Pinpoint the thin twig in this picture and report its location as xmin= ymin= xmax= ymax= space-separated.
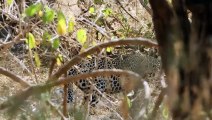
xmin=48 ymin=58 xmax=57 ymax=79
xmin=0 ymin=67 xmax=31 ymax=87
xmin=101 ymin=101 xmax=124 ymax=120
xmin=49 ymin=38 xmax=158 ymax=81
xmin=115 ymin=0 xmax=139 ymax=22
xmin=149 ymin=88 xmax=166 ymax=120
xmin=28 ymin=48 xmax=39 ymax=84
xmin=63 ymin=73 xmax=68 ymax=118
xmin=138 ymin=0 xmax=152 ymax=16
xmin=55 ymin=1 xmax=77 ymax=7
xmin=47 ymin=100 xmax=67 ymax=120
xmin=0 ymin=9 xmax=27 ymax=25
xmin=8 ymin=52 xmax=32 ymax=75
xmin=77 ymin=16 xmax=111 ymax=39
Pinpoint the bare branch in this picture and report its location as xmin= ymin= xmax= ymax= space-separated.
xmin=62 ymin=73 xmax=68 ymax=118
xmin=55 ymin=69 xmax=142 ymax=92
xmin=0 ymin=69 xmax=143 ymax=110
xmin=149 ymin=88 xmax=166 ymax=120
xmin=0 ymin=67 xmax=31 ymax=87
xmin=77 ymin=17 xmax=111 ymax=39
xmin=49 ymin=38 xmax=158 ymax=81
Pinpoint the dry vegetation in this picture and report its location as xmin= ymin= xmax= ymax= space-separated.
xmin=0 ymin=0 xmax=164 ymax=119
xmin=0 ymin=0 xmax=211 ymax=120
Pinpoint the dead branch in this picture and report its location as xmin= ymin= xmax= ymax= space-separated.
xmin=0 ymin=69 xmax=143 ymax=111
xmin=48 ymin=58 xmax=57 ymax=79
xmin=63 ymin=73 xmax=68 ymax=118
xmin=77 ymin=17 xmax=111 ymax=39
xmin=54 ymin=69 xmax=142 ymax=92
xmin=49 ymin=38 xmax=158 ymax=81
xmin=0 ymin=67 xmax=31 ymax=87
xmin=8 ymin=52 xmax=32 ymax=75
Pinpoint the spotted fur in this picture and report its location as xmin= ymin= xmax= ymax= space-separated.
xmin=67 ymin=52 xmax=161 ymax=106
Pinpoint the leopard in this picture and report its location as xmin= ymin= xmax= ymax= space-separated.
xmin=66 ymin=50 xmax=161 ymax=107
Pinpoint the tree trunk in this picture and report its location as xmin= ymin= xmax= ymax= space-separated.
xmin=149 ymin=0 xmax=212 ymax=119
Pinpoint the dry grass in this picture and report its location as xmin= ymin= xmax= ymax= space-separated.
xmin=0 ymin=54 xmax=164 ymax=119
xmin=0 ymin=0 xmax=168 ymax=119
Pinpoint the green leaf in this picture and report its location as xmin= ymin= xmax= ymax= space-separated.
xmin=42 ymin=6 xmax=55 ymax=23
xmin=74 ymin=108 xmax=85 ymax=120
xmin=52 ymin=38 xmax=60 ymax=49
xmin=25 ymin=3 xmax=42 ymax=17
xmin=82 ymin=43 xmax=89 ymax=49
xmin=68 ymin=20 xmax=74 ymax=33
xmin=143 ymin=0 xmax=149 ymax=6
xmin=7 ymin=0 xmax=13 ymax=5
xmin=40 ymin=93 xmax=50 ymax=101
xmin=56 ymin=54 xmax=63 ymax=66
xmin=89 ymin=7 xmax=95 ymax=14
xmin=76 ymin=29 xmax=87 ymax=45
xmin=87 ymin=55 xmax=92 ymax=59
xmin=106 ymin=47 xmax=113 ymax=52
xmin=26 ymin=33 xmax=36 ymax=49
xmin=42 ymin=32 xmax=51 ymax=46
xmin=38 ymin=10 xmax=43 ymax=17
xmin=162 ymin=104 xmax=169 ymax=119
xmin=102 ymin=8 xmax=113 ymax=17
xmin=94 ymin=0 xmax=103 ymax=5
xmin=34 ymin=52 xmax=41 ymax=67
xmin=126 ymin=96 xmax=132 ymax=108
xmin=57 ymin=11 xmax=67 ymax=35
xmin=57 ymin=11 xmax=66 ymax=20
xmin=42 ymin=32 xmax=51 ymax=42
